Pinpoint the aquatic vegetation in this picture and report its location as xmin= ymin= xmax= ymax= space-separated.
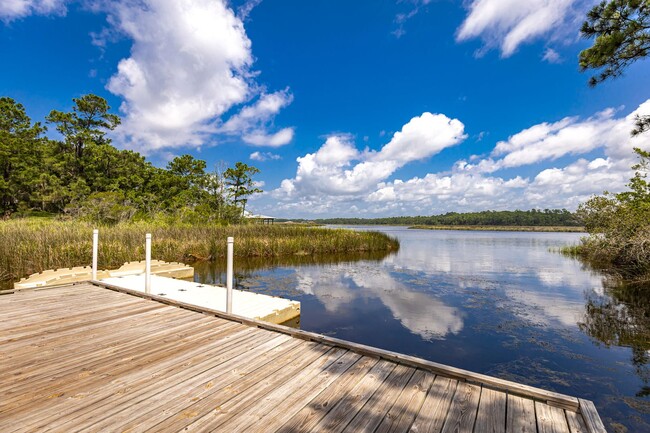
xmin=563 ymin=149 xmax=650 ymax=282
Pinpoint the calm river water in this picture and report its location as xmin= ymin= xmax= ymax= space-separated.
xmin=193 ymin=226 xmax=650 ymax=432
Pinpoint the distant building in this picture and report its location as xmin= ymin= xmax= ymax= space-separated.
xmin=244 ymin=211 xmax=275 ymax=225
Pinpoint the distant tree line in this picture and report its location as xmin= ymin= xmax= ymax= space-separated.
xmin=287 ymin=209 xmax=581 ymax=227
xmin=0 ymin=94 xmax=261 ymax=224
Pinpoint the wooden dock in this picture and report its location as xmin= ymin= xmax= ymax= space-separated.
xmin=0 ymin=282 xmax=606 ymax=433
xmin=100 ymin=274 xmax=301 ymax=325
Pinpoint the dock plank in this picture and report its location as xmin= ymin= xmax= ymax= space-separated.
xmin=308 ymin=360 xmax=397 ymax=432
xmin=12 ymin=327 xmax=266 ymax=432
xmin=0 ymin=317 xmax=239 ymax=416
xmin=218 ymin=350 xmax=362 ymax=433
xmin=536 ymin=401 xmax=571 ymax=433
xmin=60 ymin=334 xmax=300 ymax=433
xmin=0 ymin=309 xmax=223 ymax=396
xmin=369 ymin=369 xmax=434 ymax=433
xmin=474 ymin=387 xmax=506 ymax=433
xmin=409 ymin=376 xmax=458 ymax=433
xmin=341 ymin=364 xmax=416 ymax=433
xmin=506 ymin=394 xmax=536 ymax=433
xmin=0 ymin=304 xmax=179 ymax=370
xmin=173 ymin=346 xmax=347 ymax=433
xmin=440 ymin=382 xmax=481 ymax=433
xmin=274 ymin=356 xmax=379 ymax=433
xmin=0 ymin=283 xmax=605 ymax=433
xmin=578 ymin=399 xmax=607 ymax=433
xmin=566 ymin=410 xmax=589 ymax=433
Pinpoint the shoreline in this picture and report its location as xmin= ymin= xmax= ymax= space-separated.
xmin=408 ymin=225 xmax=585 ymax=233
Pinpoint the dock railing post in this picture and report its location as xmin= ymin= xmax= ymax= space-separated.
xmin=92 ymin=229 xmax=98 ymax=281
xmin=145 ymin=233 xmax=151 ymax=294
xmin=226 ymin=236 xmax=234 ymax=314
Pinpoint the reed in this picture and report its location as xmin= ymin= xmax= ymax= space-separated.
xmin=0 ymin=219 xmax=399 ymax=284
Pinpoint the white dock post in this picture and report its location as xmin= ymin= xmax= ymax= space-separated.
xmin=92 ymin=229 xmax=98 ymax=281
xmin=226 ymin=236 xmax=234 ymax=314
xmin=145 ymin=233 xmax=152 ymax=294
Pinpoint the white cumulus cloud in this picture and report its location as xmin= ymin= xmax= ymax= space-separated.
xmin=257 ymin=101 xmax=650 ymax=218
xmin=3 ymin=0 xmax=294 ymax=152
xmin=250 ymin=151 xmax=281 ymax=162
xmin=275 ymin=113 xmax=467 ymax=199
xmin=219 ymin=89 xmax=294 ymax=147
xmin=105 ymin=0 xmax=255 ymax=150
xmin=456 ymin=0 xmax=590 ymax=57
xmin=0 ymin=0 xmax=67 ymax=21
xmin=242 ymin=127 xmax=295 ymax=147
xmin=460 ymin=101 xmax=650 ymax=174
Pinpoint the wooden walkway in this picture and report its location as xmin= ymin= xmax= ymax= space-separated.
xmin=0 ymin=282 xmax=606 ymax=433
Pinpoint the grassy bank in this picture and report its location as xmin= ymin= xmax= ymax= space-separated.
xmin=560 ymin=237 xmax=650 ymax=283
xmin=409 ymin=225 xmax=585 ymax=232
xmin=0 ymin=219 xmax=399 ymax=285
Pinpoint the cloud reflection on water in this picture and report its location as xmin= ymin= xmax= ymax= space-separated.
xmin=343 ymin=228 xmax=603 ymax=330
xmin=295 ymin=263 xmax=463 ymax=340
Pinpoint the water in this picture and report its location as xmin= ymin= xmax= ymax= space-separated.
xmin=193 ymin=226 xmax=650 ymax=432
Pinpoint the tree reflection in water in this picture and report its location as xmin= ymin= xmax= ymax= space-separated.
xmin=579 ymin=278 xmax=650 ymax=397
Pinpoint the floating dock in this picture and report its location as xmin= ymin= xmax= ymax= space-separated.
xmin=100 ymin=274 xmax=300 ymax=325
xmin=13 ymin=260 xmax=194 ymax=290
xmin=0 ymin=282 xmax=606 ymax=432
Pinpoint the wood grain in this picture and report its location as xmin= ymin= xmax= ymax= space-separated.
xmin=0 ymin=283 xmax=606 ymax=433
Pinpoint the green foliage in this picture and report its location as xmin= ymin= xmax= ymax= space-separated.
xmin=65 ymin=191 xmax=136 ymax=225
xmin=579 ymin=0 xmax=650 ymax=86
xmin=224 ymin=162 xmax=262 ymax=216
xmin=298 ymin=209 xmax=581 ymax=227
xmin=0 ymin=97 xmax=47 ymax=214
xmin=46 ymin=94 xmax=121 ymax=184
xmin=575 ymin=148 xmax=650 ymax=278
xmin=580 ymin=0 xmax=650 ymax=134
xmin=0 ymin=94 xmax=263 ymax=223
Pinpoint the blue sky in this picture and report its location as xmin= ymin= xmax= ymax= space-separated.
xmin=1 ymin=0 xmax=649 ymax=218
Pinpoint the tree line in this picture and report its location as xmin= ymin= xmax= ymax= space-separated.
xmin=289 ymin=209 xmax=581 ymax=227
xmin=0 ymin=94 xmax=262 ymax=224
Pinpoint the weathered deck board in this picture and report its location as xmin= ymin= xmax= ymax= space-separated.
xmin=302 ymin=360 xmax=397 ymax=432
xmin=440 ymin=382 xmax=481 ymax=433
xmin=0 ymin=283 xmax=606 ymax=433
xmin=367 ymin=369 xmax=434 ymax=433
xmin=0 ymin=310 xmax=223 ymax=397
xmin=474 ymin=387 xmax=506 ymax=433
xmin=12 ymin=327 xmax=267 ymax=432
xmin=578 ymin=399 xmax=608 ymax=433
xmin=536 ymin=401 xmax=571 ymax=433
xmin=507 ymin=394 xmax=536 ymax=433
xmin=340 ymin=364 xmax=416 ymax=433
xmin=409 ymin=376 xmax=458 ymax=433
xmin=273 ymin=356 xmax=379 ymax=432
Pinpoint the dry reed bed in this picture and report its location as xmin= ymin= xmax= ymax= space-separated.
xmin=0 ymin=220 xmax=399 ymax=284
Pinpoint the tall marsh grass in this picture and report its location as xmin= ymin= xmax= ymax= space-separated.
xmin=0 ymin=219 xmax=399 ymax=284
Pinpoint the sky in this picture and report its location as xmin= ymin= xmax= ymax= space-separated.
xmin=1 ymin=0 xmax=649 ymax=218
